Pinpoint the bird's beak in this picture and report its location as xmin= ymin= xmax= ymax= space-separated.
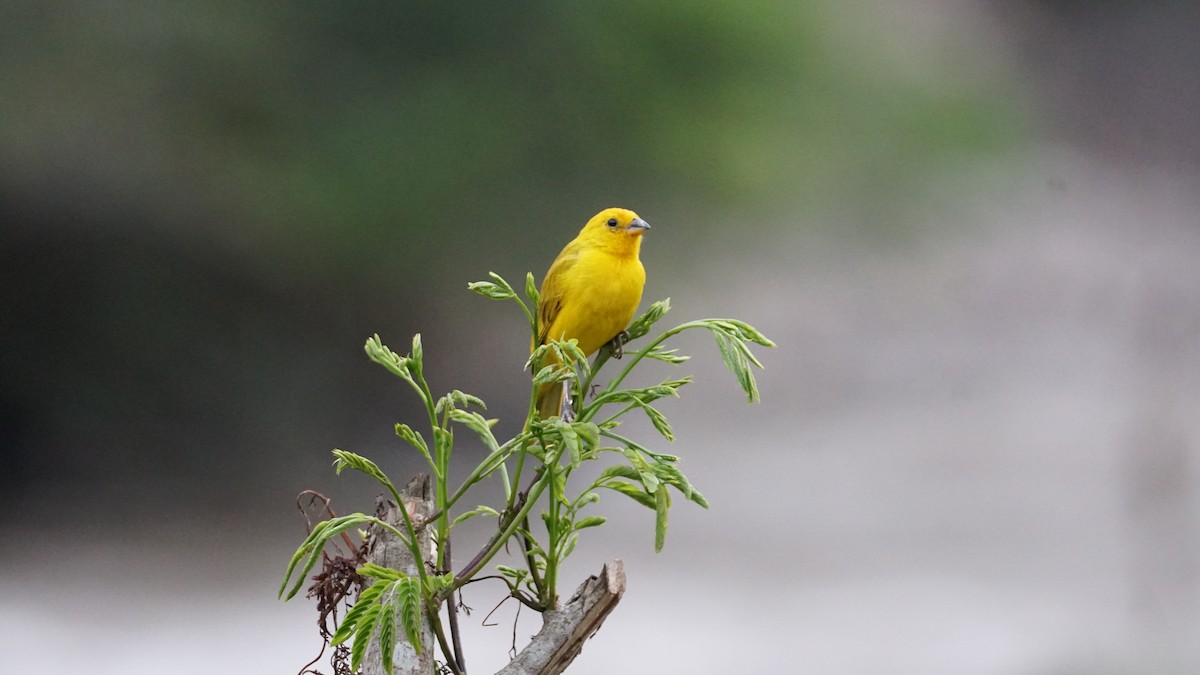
xmin=628 ymin=218 xmax=651 ymax=233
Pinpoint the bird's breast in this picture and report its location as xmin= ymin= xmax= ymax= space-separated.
xmin=555 ymin=251 xmax=646 ymax=356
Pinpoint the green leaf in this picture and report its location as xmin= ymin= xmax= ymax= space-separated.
xmin=436 ymin=390 xmax=487 ymax=416
xmin=739 ymin=361 xmax=761 ymax=403
xmin=467 ymin=280 xmax=514 ymax=300
xmin=452 ymin=504 xmax=502 ymax=526
xmin=333 ymin=449 xmax=406 ymax=497
xmin=598 ymin=464 xmax=642 ymax=482
xmin=560 ymin=532 xmax=580 ymax=559
xmin=524 ymin=271 xmax=540 ymax=307
xmin=449 ymin=389 xmax=487 ymax=410
xmin=532 ymin=364 xmax=572 ymax=386
xmin=651 ymin=461 xmax=693 ymax=500
xmin=642 ymin=448 xmax=681 ymax=462
xmin=554 ymin=421 xmax=582 ymax=469
xmin=654 ymin=485 xmax=670 ymax=552
xmin=713 ymin=331 xmax=743 ymax=385
xmin=394 ymin=424 xmax=433 ymax=465
xmin=398 ymin=576 xmax=423 ymax=655
xmin=574 ymin=515 xmax=607 ymax=530
xmin=332 ymin=449 xmax=386 ymax=482
xmin=705 ymin=321 xmax=770 ymax=403
xmin=574 ymin=492 xmax=600 ymax=509
xmin=378 ymin=595 xmax=397 ymax=675
xmin=639 ymin=470 xmax=661 ymax=494
xmin=619 ymin=445 xmax=651 ymax=472
xmin=597 ymin=378 xmax=691 ymax=407
xmin=358 ymin=562 xmax=403 ymax=581
xmin=723 ymin=318 xmax=777 ymax=347
xmin=731 ymin=334 xmax=765 ymax=369
xmin=423 ymin=572 xmax=455 ymax=596
xmin=712 ymin=331 xmax=758 ymax=403
xmin=646 ymin=347 xmax=691 ymax=364
xmin=350 ymin=601 xmax=382 ymax=671
xmin=448 ymin=409 xmax=500 ymax=452
xmin=431 ymin=427 xmax=452 ymax=459
xmin=488 ymin=271 xmax=517 ymax=293
xmin=571 ymin=421 xmax=601 ymax=446
xmin=601 ymin=480 xmax=656 ymax=509
xmin=551 ymin=471 xmax=569 ymax=506
xmin=526 ymin=343 xmax=553 ymax=371
xmin=280 ymin=513 xmax=379 ymax=600
xmin=330 ymin=581 xmax=389 ymax=645
xmin=364 ymin=335 xmax=412 ymax=380
xmin=651 ymin=461 xmax=709 ymax=507
xmin=472 ymin=442 xmax=514 ymax=482
xmin=641 ymin=403 xmax=674 ymax=442
xmin=626 ymin=298 xmax=671 ymax=340
xmin=537 ymin=338 xmax=587 ymax=378
xmin=497 ymin=565 xmax=529 ymax=582
xmin=555 ymin=338 xmax=589 ymax=369
xmin=409 ymin=333 xmax=424 ymax=376
xmin=522 ymin=439 xmax=547 ymax=461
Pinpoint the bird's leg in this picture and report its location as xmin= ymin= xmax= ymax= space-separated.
xmin=561 ymin=389 xmax=576 ymax=423
xmin=605 ymin=330 xmax=631 ymax=360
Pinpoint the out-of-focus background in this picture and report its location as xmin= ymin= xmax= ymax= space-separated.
xmin=3 ymin=2 xmax=1199 ymax=673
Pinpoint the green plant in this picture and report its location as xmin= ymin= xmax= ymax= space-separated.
xmin=280 ymin=272 xmax=773 ymax=674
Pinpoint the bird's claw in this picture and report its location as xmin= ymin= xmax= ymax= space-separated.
xmin=607 ymin=330 xmax=631 ymax=360
xmin=560 ymin=395 xmax=576 ymax=423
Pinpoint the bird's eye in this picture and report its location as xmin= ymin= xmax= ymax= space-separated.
xmin=606 ymin=218 xmax=619 ymax=227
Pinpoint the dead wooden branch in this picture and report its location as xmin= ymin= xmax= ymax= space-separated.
xmin=364 ymin=474 xmax=436 ymax=675
xmin=495 ymin=559 xmax=626 ymax=675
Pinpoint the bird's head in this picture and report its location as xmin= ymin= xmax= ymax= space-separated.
xmin=579 ymin=208 xmax=651 ymax=254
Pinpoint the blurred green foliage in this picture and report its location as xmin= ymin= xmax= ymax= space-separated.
xmin=0 ymin=1 xmax=1022 ymax=278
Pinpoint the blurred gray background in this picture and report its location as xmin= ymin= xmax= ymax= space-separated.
xmin=2 ymin=2 xmax=1199 ymax=673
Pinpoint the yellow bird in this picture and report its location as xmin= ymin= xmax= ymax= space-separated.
xmin=534 ymin=207 xmax=650 ymax=418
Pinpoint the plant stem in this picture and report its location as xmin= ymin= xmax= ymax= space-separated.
xmin=428 ymin=605 xmax=464 ymax=675
xmin=592 ymin=401 xmax=640 ymax=428
xmin=518 ymin=514 xmax=545 ymax=599
xmin=377 ymin=504 xmax=432 ymax=592
xmin=605 ymin=321 xmax=704 ymax=395
xmin=506 ymin=443 xmax=529 ymax=514
xmin=579 ymin=321 xmax=708 ymax=424
xmin=444 ymin=538 xmax=467 ymax=673
xmin=542 ymin=462 xmax=560 ymax=608
xmin=579 ymin=345 xmax=612 ymax=396
xmin=445 ymin=434 xmax=528 ymax=514
xmin=450 ymin=467 xmax=553 ymax=593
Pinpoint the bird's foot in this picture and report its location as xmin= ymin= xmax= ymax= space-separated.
xmin=606 ymin=330 xmax=631 ymax=360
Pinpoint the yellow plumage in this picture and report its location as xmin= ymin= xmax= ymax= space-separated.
xmin=535 ymin=207 xmax=650 ymax=418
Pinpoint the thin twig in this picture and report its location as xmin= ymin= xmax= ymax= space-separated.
xmin=453 ymin=476 xmax=534 ymax=584
xmin=297 ymin=490 xmax=360 ymax=556
xmin=481 ymin=594 xmax=512 ymax=627
xmin=510 ymin=600 xmax=522 ymax=660
xmin=444 ymin=538 xmax=466 ymax=673
xmin=429 ymin=607 xmax=464 ymax=675
xmin=519 ymin=514 xmax=546 ymax=597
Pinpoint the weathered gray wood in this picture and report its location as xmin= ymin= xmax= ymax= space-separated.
xmin=364 ymin=474 xmax=436 ymax=675
xmin=496 ymin=559 xmax=626 ymax=675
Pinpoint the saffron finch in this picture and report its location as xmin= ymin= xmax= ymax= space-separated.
xmin=535 ymin=208 xmax=650 ymax=418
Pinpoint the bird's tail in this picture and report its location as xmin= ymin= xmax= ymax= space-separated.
xmin=535 ymin=380 xmax=564 ymax=419
xmin=532 ymin=346 xmax=567 ymax=419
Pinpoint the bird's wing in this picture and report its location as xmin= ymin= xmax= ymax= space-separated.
xmin=537 ymin=242 xmax=581 ymax=346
